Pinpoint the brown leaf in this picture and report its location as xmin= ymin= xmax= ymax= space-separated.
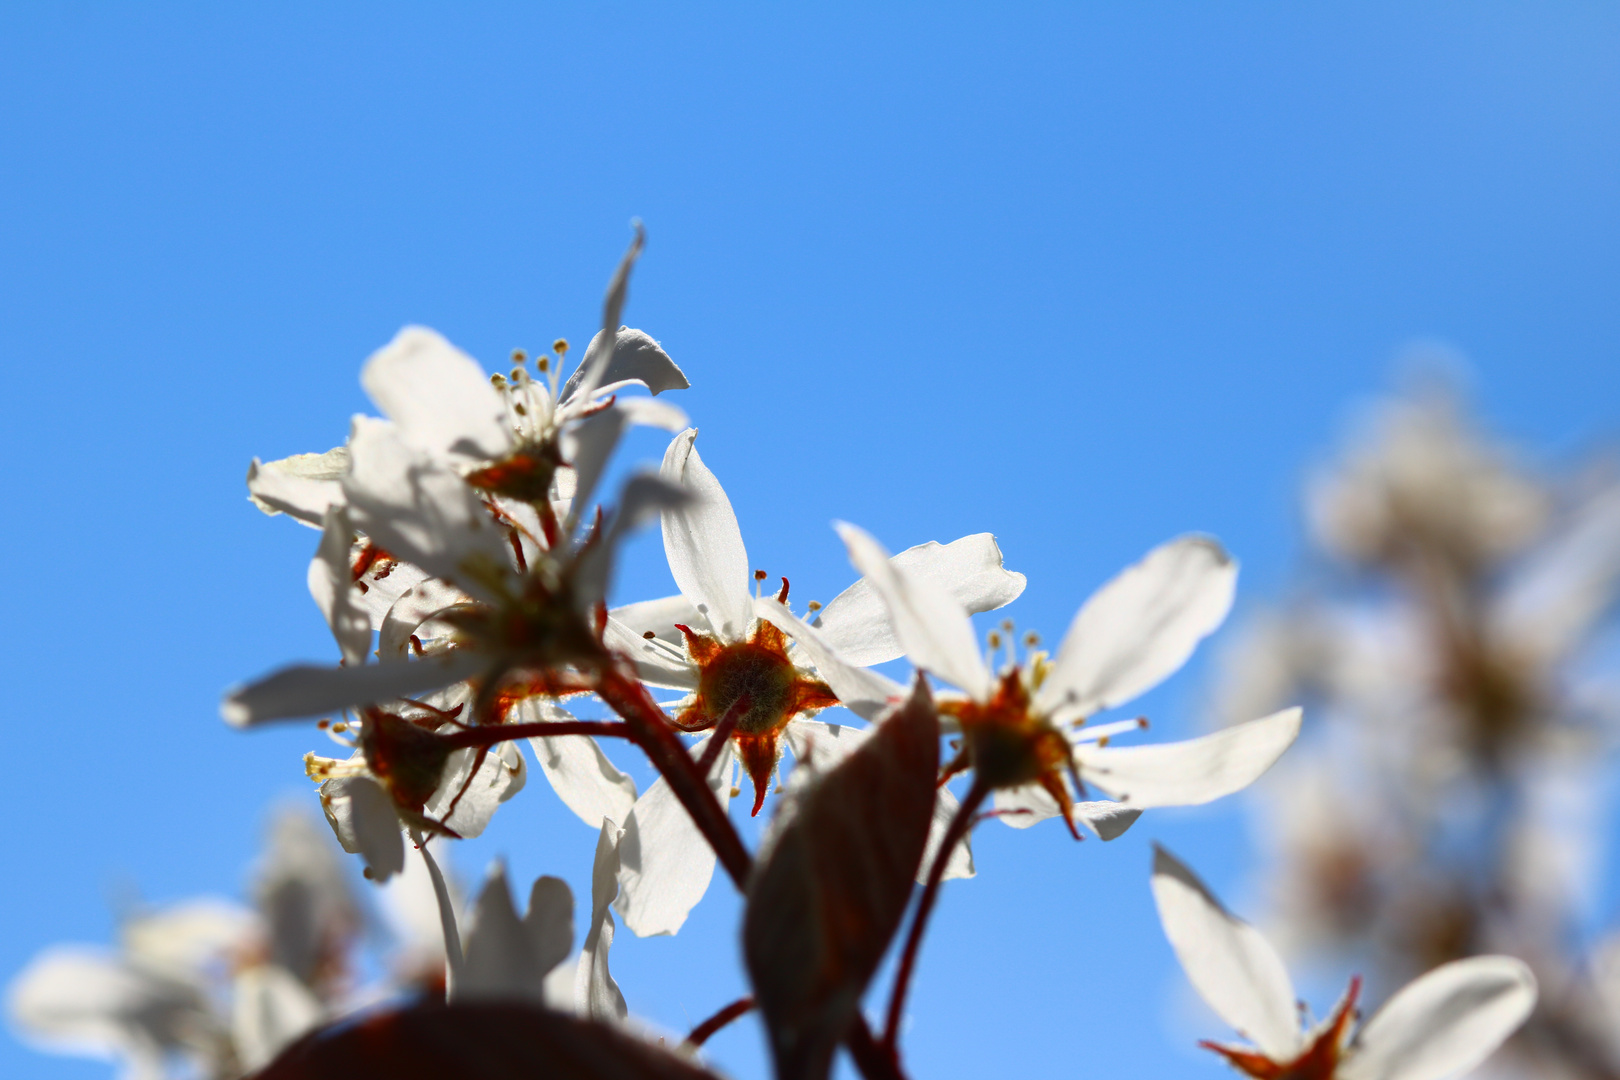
xmin=743 ymin=677 xmax=940 ymax=1080
xmin=254 ymin=1001 xmax=724 ymax=1080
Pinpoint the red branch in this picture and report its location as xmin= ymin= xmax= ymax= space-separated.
xmin=684 ymin=996 xmax=755 ymax=1049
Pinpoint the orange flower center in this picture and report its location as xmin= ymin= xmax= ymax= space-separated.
xmin=940 ymin=670 xmax=1083 ymax=837
xmin=1201 ymin=977 xmax=1360 ymax=1080
xmin=671 ymin=579 xmax=839 ymax=816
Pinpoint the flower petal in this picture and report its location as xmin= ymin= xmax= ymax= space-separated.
xmin=221 ymin=651 xmax=484 ymax=726
xmin=1035 ymin=536 xmax=1238 ymax=722
xmin=577 ymin=820 xmax=630 ymax=1021
xmin=512 ymin=698 xmax=639 ymax=830
xmin=614 ymin=736 xmax=733 ymax=937
xmin=424 ymin=740 xmax=527 ymax=840
xmin=1339 ymin=956 xmax=1537 ymax=1080
xmin=1074 ymin=707 xmax=1301 ymax=808
xmin=834 ymin=522 xmax=991 ymax=700
xmin=318 ymin=775 xmax=405 ymax=882
xmin=7 ymin=946 xmax=205 ymax=1067
xmin=342 ymin=416 xmax=513 ymax=597
xmin=458 ymin=863 xmax=567 ymax=1003
xmin=360 ymin=326 xmax=510 ymax=461
xmin=755 ymin=597 xmax=904 ymax=721
xmin=568 ymin=227 xmax=645 ymax=405
xmin=562 ymin=327 xmax=689 ymax=401
xmin=1150 ymin=845 xmax=1302 ymax=1062
xmin=602 ymin=615 xmax=699 ymax=691
xmin=817 ymin=533 xmax=1027 ymax=666
xmin=231 ymin=964 xmax=323 ymax=1072
xmin=247 ymin=448 xmax=349 ymax=528
xmin=659 ymin=430 xmax=752 ymax=642
xmin=308 ymin=506 xmax=371 ymax=666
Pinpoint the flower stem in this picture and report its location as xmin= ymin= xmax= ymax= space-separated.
xmin=882 ymin=775 xmax=990 ymax=1053
xmin=595 ymin=665 xmax=753 ymax=888
xmin=684 ymin=996 xmax=755 ymax=1048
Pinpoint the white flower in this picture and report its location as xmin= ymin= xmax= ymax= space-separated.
xmin=1151 ymin=845 xmax=1536 ymax=1080
xmin=837 ymin=521 xmax=1301 ymax=837
xmin=601 ymin=429 xmax=1023 ymax=937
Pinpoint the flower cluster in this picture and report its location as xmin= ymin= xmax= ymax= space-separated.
xmin=10 ymin=243 xmax=1546 ymax=1080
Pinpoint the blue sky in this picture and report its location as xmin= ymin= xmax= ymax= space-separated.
xmin=3 ymin=4 xmax=1618 ymax=1077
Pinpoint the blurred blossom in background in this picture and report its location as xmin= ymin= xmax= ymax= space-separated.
xmin=1215 ymin=369 xmax=1620 ymax=1078
xmin=4 ymin=3 xmax=1620 ymax=1078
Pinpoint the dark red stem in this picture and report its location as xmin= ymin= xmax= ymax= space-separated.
xmin=595 ymin=665 xmax=753 ymax=888
xmin=684 ymin=996 xmax=755 ymax=1048
xmin=882 ymin=776 xmax=990 ymax=1052
xmin=697 ymin=694 xmax=752 ymax=773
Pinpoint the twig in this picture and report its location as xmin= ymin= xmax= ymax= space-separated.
xmin=882 ymin=775 xmax=990 ymax=1052
xmin=684 ymin=996 xmax=755 ymax=1049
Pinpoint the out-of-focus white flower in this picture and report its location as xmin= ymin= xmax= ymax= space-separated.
xmin=1152 ymin=846 xmax=1536 ymax=1080
xmin=455 ymin=862 xmax=573 ymax=1005
xmin=1307 ymin=391 xmax=1547 ymax=571
xmin=837 ymin=522 xmax=1301 ymax=838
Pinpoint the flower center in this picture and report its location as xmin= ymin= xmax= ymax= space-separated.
xmin=671 ymin=577 xmax=840 ymax=815
xmin=942 ymin=667 xmax=1083 ymax=837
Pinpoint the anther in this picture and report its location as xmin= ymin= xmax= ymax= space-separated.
xmin=511 ymin=348 xmax=527 ymax=364
xmin=643 ymin=630 xmax=657 ymax=640
xmin=510 ymin=367 xmax=527 ymax=382
xmin=537 ymin=355 xmax=550 ymax=372
xmin=1023 ymin=631 xmax=1041 ymax=647
xmin=806 ymin=600 xmax=822 ymax=613
xmin=317 ymin=719 xmax=330 ymax=730
xmin=754 ymin=569 xmax=768 ymax=581
xmin=332 ymin=722 xmax=349 ymax=733
xmin=729 ymin=786 xmax=742 ymax=798
xmin=1001 ymin=619 xmax=1015 ymax=632
xmin=988 ymin=630 xmax=1003 ymax=648
xmin=490 ymin=373 xmax=508 ymax=387
xmin=553 ymin=338 xmax=569 ymax=355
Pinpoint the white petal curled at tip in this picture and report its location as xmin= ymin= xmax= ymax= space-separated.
xmin=1035 ymin=536 xmax=1238 ymax=723
xmin=614 ymin=735 xmax=734 ymax=937
xmin=562 ymin=327 xmax=689 ymax=402
xmin=231 ymin=964 xmax=322 ymax=1073
xmin=360 ymin=326 xmax=510 ymax=461
xmin=1338 ymin=956 xmax=1537 ymax=1080
xmin=659 ymin=430 xmax=752 ymax=642
xmin=1074 ymin=707 xmax=1301 ymax=809
xmin=1150 ymin=846 xmax=1303 ymax=1063
xmin=221 ymin=650 xmax=485 ymax=727
xmin=577 ymin=820 xmax=629 ymax=1022
xmin=834 ymin=521 xmax=991 ymax=700
xmin=755 ymin=597 xmax=904 ymax=721
xmin=816 ymin=533 xmax=1027 ymax=667
xmin=246 ymin=447 xmax=349 ymax=527
xmin=573 ymin=474 xmax=692 ymax=616
xmin=318 ymin=775 xmax=405 ymax=882
xmin=309 ymin=506 xmax=371 ymax=667
xmin=989 ymin=784 xmax=1142 ymax=840
xmin=510 ymin=697 xmax=638 ymax=830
